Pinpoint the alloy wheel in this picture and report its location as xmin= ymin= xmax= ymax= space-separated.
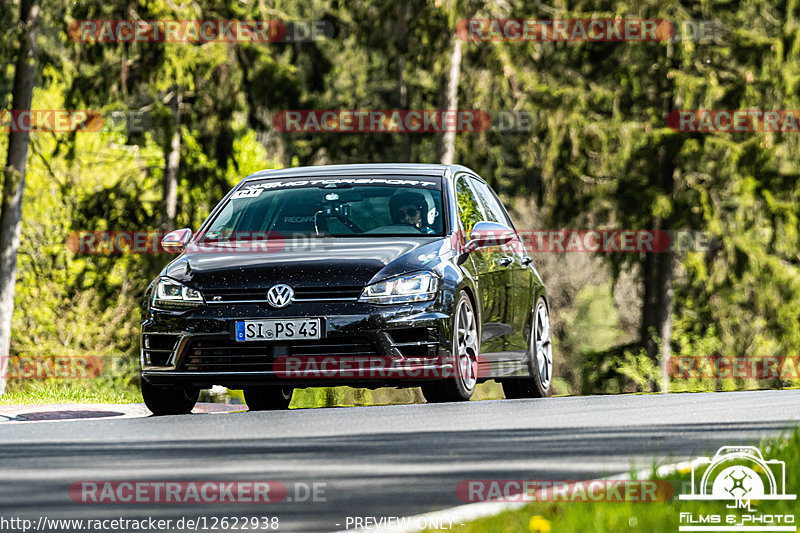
xmin=455 ymin=296 xmax=479 ymax=392
xmin=534 ymin=300 xmax=553 ymax=389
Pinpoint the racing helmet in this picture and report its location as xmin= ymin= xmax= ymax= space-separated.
xmin=389 ymin=190 xmax=436 ymax=226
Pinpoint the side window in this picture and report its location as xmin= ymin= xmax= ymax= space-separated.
xmin=469 ymin=178 xmax=513 ymax=227
xmin=455 ymin=175 xmax=486 ymax=235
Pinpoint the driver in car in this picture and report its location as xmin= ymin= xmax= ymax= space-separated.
xmin=389 ymin=191 xmax=436 ymax=234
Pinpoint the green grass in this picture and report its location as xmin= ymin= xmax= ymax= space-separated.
xmin=0 ymin=379 xmax=141 ymax=405
xmin=1 ymin=380 xmax=506 ymax=408
xmin=436 ymin=427 xmax=800 ymax=533
xmin=286 ymin=381 xmax=505 ymax=409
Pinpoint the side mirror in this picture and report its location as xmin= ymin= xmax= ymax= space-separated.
xmin=465 ymin=221 xmax=515 ymax=252
xmin=161 ymin=228 xmax=193 ymax=254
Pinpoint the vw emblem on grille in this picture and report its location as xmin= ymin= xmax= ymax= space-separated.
xmin=266 ymin=284 xmax=294 ymax=308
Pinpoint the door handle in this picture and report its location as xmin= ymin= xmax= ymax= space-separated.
xmin=521 ymin=256 xmax=532 ymax=266
xmin=497 ymin=256 xmax=514 ymax=267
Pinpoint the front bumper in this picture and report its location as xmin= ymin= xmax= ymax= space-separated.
xmin=141 ymin=300 xmax=454 ymax=389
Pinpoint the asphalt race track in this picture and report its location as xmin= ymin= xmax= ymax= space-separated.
xmin=1 ymin=390 xmax=799 ymax=532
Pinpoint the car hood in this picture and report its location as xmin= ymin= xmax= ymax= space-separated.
xmin=161 ymin=236 xmax=454 ymax=290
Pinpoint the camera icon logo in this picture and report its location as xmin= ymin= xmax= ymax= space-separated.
xmin=679 ymin=446 xmax=795 ymax=502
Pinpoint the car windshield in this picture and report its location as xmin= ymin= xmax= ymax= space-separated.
xmin=201 ymin=176 xmax=445 ymax=239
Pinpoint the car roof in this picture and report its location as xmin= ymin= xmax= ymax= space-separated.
xmin=239 ymin=163 xmax=478 ymax=183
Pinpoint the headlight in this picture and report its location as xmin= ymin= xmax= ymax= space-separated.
xmin=359 ymin=272 xmax=439 ymax=304
xmin=152 ymin=278 xmax=204 ymax=309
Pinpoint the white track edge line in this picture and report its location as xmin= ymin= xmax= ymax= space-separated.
xmin=333 ymin=459 xmax=694 ymax=533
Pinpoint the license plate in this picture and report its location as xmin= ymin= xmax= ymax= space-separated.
xmin=235 ymin=319 xmax=321 ymax=342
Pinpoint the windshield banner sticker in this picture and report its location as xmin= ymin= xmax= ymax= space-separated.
xmin=231 ymin=178 xmax=439 ymax=199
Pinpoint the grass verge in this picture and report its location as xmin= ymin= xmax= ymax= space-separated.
xmin=1 ymin=381 xmax=505 ymax=407
xmin=433 ymin=427 xmax=800 ymax=533
xmin=0 ymin=379 xmax=141 ymax=405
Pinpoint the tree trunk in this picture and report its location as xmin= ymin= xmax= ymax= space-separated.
xmin=640 ymin=229 xmax=675 ymax=392
xmin=0 ymin=0 xmax=41 ymax=395
xmin=438 ymin=36 xmax=462 ymax=165
xmin=640 ymin=39 xmax=679 ymax=394
xmin=160 ymin=89 xmax=182 ymax=230
xmin=640 ymin=141 xmax=677 ymax=393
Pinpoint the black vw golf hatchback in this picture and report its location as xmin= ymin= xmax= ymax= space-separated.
xmin=141 ymin=164 xmax=551 ymax=414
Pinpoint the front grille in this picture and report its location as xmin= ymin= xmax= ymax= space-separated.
xmin=203 ymin=286 xmax=362 ymax=303
xmin=142 ymin=333 xmax=179 ymax=366
xmin=294 ymin=287 xmax=362 ymax=300
xmin=177 ymin=336 xmax=377 ymax=372
xmin=203 ymin=290 xmax=262 ymax=303
xmin=388 ymin=327 xmax=439 ymax=358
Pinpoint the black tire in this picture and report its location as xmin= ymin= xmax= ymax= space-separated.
xmin=141 ymin=379 xmax=199 ymax=415
xmin=244 ymin=387 xmax=294 ymax=411
xmin=502 ymin=378 xmax=538 ymax=399
xmin=421 ymin=291 xmax=478 ymax=403
xmin=420 ymin=383 xmax=448 ymax=403
xmin=502 ymin=297 xmax=552 ymax=399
